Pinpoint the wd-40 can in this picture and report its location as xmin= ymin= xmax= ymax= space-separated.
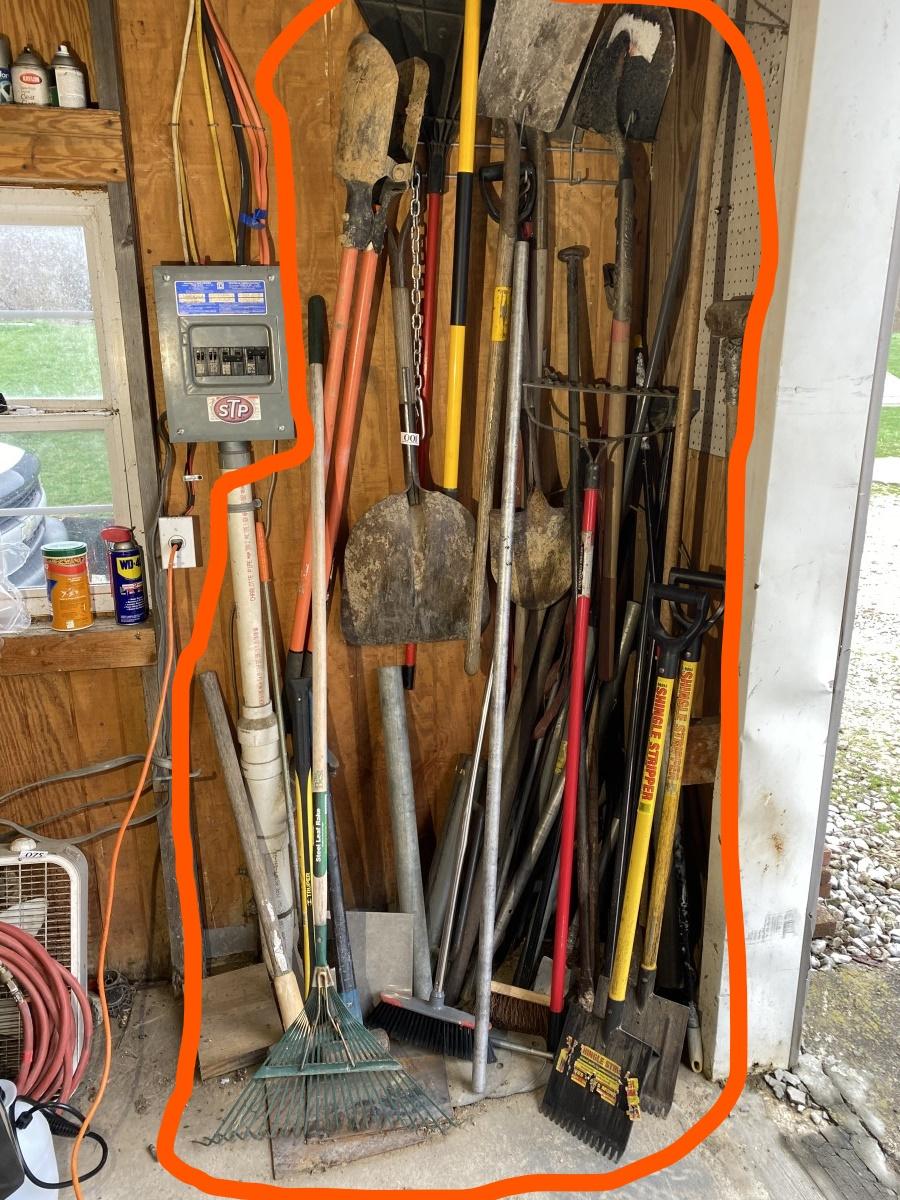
xmin=0 ymin=37 xmax=13 ymax=104
xmin=109 ymin=535 xmax=149 ymax=625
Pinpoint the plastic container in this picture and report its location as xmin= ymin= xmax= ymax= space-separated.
xmin=0 ymin=1082 xmax=58 ymax=1198
xmin=42 ymin=541 xmax=93 ymax=631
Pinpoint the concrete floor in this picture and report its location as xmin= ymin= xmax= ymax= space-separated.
xmin=70 ymin=985 xmax=840 ymax=1198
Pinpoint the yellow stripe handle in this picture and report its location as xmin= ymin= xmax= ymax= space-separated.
xmin=641 ymin=660 xmax=697 ymax=974
xmin=458 ymin=0 xmax=481 ymax=174
xmin=609 ymin=673 xmax=675 ymax=1003
xmin=443 ymin=324 xmax=467 ymax=490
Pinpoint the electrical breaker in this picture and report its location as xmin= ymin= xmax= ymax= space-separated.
xmin=153 ymin=265 xmax=294 ymax=443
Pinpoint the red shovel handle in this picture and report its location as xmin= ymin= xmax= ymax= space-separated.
xmin=290 ymin=247 xmax=376 ymax=656
xmin=549 ymin=461 xmax=600 ymax=1034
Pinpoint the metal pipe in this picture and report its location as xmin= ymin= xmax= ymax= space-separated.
xmin=378 ymin=666 xmax=433 ymax=1001
xmin=473 ymin=241 xmax=529 ymax=1093
xmin=433 ymin=665 xmax=493 ymax=1001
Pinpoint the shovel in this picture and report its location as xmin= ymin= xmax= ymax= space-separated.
xmin=573 ymin=5 xmax=675 ymax=677
xmin=341 ymin=215 xmax=483 ymax=645
xmin=464 ymin=0 xmax=599 ymax=669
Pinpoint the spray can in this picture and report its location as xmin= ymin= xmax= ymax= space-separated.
xmin=0 ymin=37 xmax=12 ymax=104
xmin=50 ymin=43 xmax=87 ymax=109
xmin=43 ymin=541 xmax=93 ymax=630
xmin=11 ymin=46 xmax=51 ymax=106
xmin=108 ymin=534 xmax=149 ymax=625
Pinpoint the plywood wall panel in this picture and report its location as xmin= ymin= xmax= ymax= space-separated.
xmin=0 ymin=0 xmax=662 ymax=974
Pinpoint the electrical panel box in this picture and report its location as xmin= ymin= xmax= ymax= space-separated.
xmin=153 ymin=265 xmax=294 ymax=443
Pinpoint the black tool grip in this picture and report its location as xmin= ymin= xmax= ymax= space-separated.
xmin=669 ymin=567 xmax=725 ymax=592
xmin=307 ymin=295 xmax=326 ymax=367
xmin=649 ymin=584 xmax=709 ymax=676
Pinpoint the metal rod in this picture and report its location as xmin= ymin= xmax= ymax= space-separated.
xmin=379 ymin=666 xmax=433 ymax=1001
xmin=473 ymin=241 xmax=529 ymax=1094
xmin=433 ymin=664 xmax=493 ymax=1000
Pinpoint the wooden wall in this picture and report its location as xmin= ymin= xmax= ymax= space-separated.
xmin=0 ymin=0 xmax=722 ymax=978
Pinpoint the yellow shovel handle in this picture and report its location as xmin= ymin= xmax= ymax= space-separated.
xmin=641 ymin=660 xmax=697 ymax=974
xmin=609 ymin=672 xmax=675 ymax=1004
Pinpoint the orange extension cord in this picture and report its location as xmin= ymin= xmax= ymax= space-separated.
xmin=69 ymin=546 xmax=177 ymax=1197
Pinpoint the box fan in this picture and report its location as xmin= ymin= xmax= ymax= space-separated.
xmin=0 ymin=837 xmax=88 ymax=1080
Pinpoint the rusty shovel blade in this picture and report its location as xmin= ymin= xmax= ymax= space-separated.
xmin=489 ymin=490 xmax=571 ymax=610
xmin=477 ymin=0 xmax=602 ymax=130
xmin=342 ymin=491 xmax=488 ymax=645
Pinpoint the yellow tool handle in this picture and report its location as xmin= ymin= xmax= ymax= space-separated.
xmin=458 ymin=0 xmax=480 ymax=175
xmin=442 ymin=0 xmax=481 ymax=493
xmin=444 ymin=324 xmax=467 ymax=490
xmin=641 ymin=659 xmax=697 ymax=973
xmin=609 ymin=672 xmax=675 ymax=1004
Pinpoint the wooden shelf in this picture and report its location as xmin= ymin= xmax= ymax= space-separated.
xmin=0 ymin=616 xmax=156 ymax=677
xmin=0 ymin=106 xmax=126 ymax=185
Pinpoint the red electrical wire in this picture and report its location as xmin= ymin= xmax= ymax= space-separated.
xmin=0 ymin=922 xmax=93 ymax=1104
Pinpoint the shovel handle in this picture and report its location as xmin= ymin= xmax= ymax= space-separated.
xmin=549 ymin=461 xmax=600 ymax=1047
xmin=288 ymin=250 xmax=357 ymax=656
xmin=465 ymin=120 xmax=521 ymax=676
xmin=637 ymin=654 xmax=698 ymax=1009
xmin=290 ymin=249 xmax=378 ymax=658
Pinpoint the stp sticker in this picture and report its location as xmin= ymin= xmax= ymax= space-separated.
xmin=207 ymin=394 xmax=262 ymax=424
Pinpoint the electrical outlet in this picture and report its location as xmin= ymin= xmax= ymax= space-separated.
xmin=158 ymin=515 xmax=201 ymax=568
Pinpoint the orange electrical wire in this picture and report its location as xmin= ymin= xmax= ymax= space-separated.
xmin=203 ymin=0 xmax=273 ymax=264
xmin=69 ymin=545 xmax=178 ymax=1198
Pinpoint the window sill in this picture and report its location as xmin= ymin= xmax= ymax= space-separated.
xmin=0 ymin=616 xmax=156 ymax=677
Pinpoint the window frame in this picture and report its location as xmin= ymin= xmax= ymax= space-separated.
xmin=0 ymin=187 xmax=146 ymax=617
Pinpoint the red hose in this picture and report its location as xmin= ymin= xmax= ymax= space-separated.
xmin=0 ymin=922 xmax=93 ymax=1104
xmin=550 ymin=464 xmax=600 ymax=1026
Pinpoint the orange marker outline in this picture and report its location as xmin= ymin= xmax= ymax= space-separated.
xmin=155 ymin=0 xmax=777 ymax=1193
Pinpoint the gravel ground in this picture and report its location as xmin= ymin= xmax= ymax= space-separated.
xmin=813 ymin=483 xmax=900 ymax=973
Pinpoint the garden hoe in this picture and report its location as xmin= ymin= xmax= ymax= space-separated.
xmin=541 ymin=583 xmax=708 ymax=1160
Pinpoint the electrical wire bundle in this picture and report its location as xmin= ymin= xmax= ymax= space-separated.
xmin=172 ymin=0 xmax=273 ymax=267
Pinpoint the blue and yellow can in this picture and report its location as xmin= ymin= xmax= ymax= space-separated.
xmin=109 ymin=537 xmax=148 ymax=625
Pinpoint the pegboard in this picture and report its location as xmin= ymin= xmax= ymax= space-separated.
xmin=690 ymin=0 xmax=792 ymax=456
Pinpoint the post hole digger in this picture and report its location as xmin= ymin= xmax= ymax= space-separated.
xmin=540 ymin=583 xmax=710 ymax=1161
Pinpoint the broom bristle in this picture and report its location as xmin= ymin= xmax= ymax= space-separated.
xmin=489 ymin=982 xmax=549 ymax=1041
xmin=205 ymin=970 xmax=453 ymax=1144
xmin=371 ymin=995 xmax=497 ymax=1064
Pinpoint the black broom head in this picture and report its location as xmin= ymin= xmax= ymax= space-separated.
xmin=371 ymin=992 xmax=497 ymax=1064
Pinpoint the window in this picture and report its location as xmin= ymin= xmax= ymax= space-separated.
xmin=0 ymin=189 xmax=144 ymax=616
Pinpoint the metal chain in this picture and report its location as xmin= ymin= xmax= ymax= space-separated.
xmin=409 ymin=166 xmax=426 ymax=437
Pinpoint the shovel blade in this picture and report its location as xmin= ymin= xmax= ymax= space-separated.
xmin=593 ymin=974 xmax=688 ymax=1118
xmin=342 ymin=490 xmax=487 ymax=645
xmin=477 ymin=0 xmax=602 ymax=130
xmin=573 ymin=5 xmax=675 ymax=142
xmin=489 ymin=490 xmax=571 ymax=609
xmin=336 ymin=34 xmax=399 ymax=192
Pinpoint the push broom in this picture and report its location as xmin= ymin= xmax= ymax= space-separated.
xmin=207 ymin=298 xmax=450 ymax=1144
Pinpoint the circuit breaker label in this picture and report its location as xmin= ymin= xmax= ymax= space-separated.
xmin=207 ymin=394 xmax=262 ymax=424
xmin=175 ymin=279 xmax=267 ymax=316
